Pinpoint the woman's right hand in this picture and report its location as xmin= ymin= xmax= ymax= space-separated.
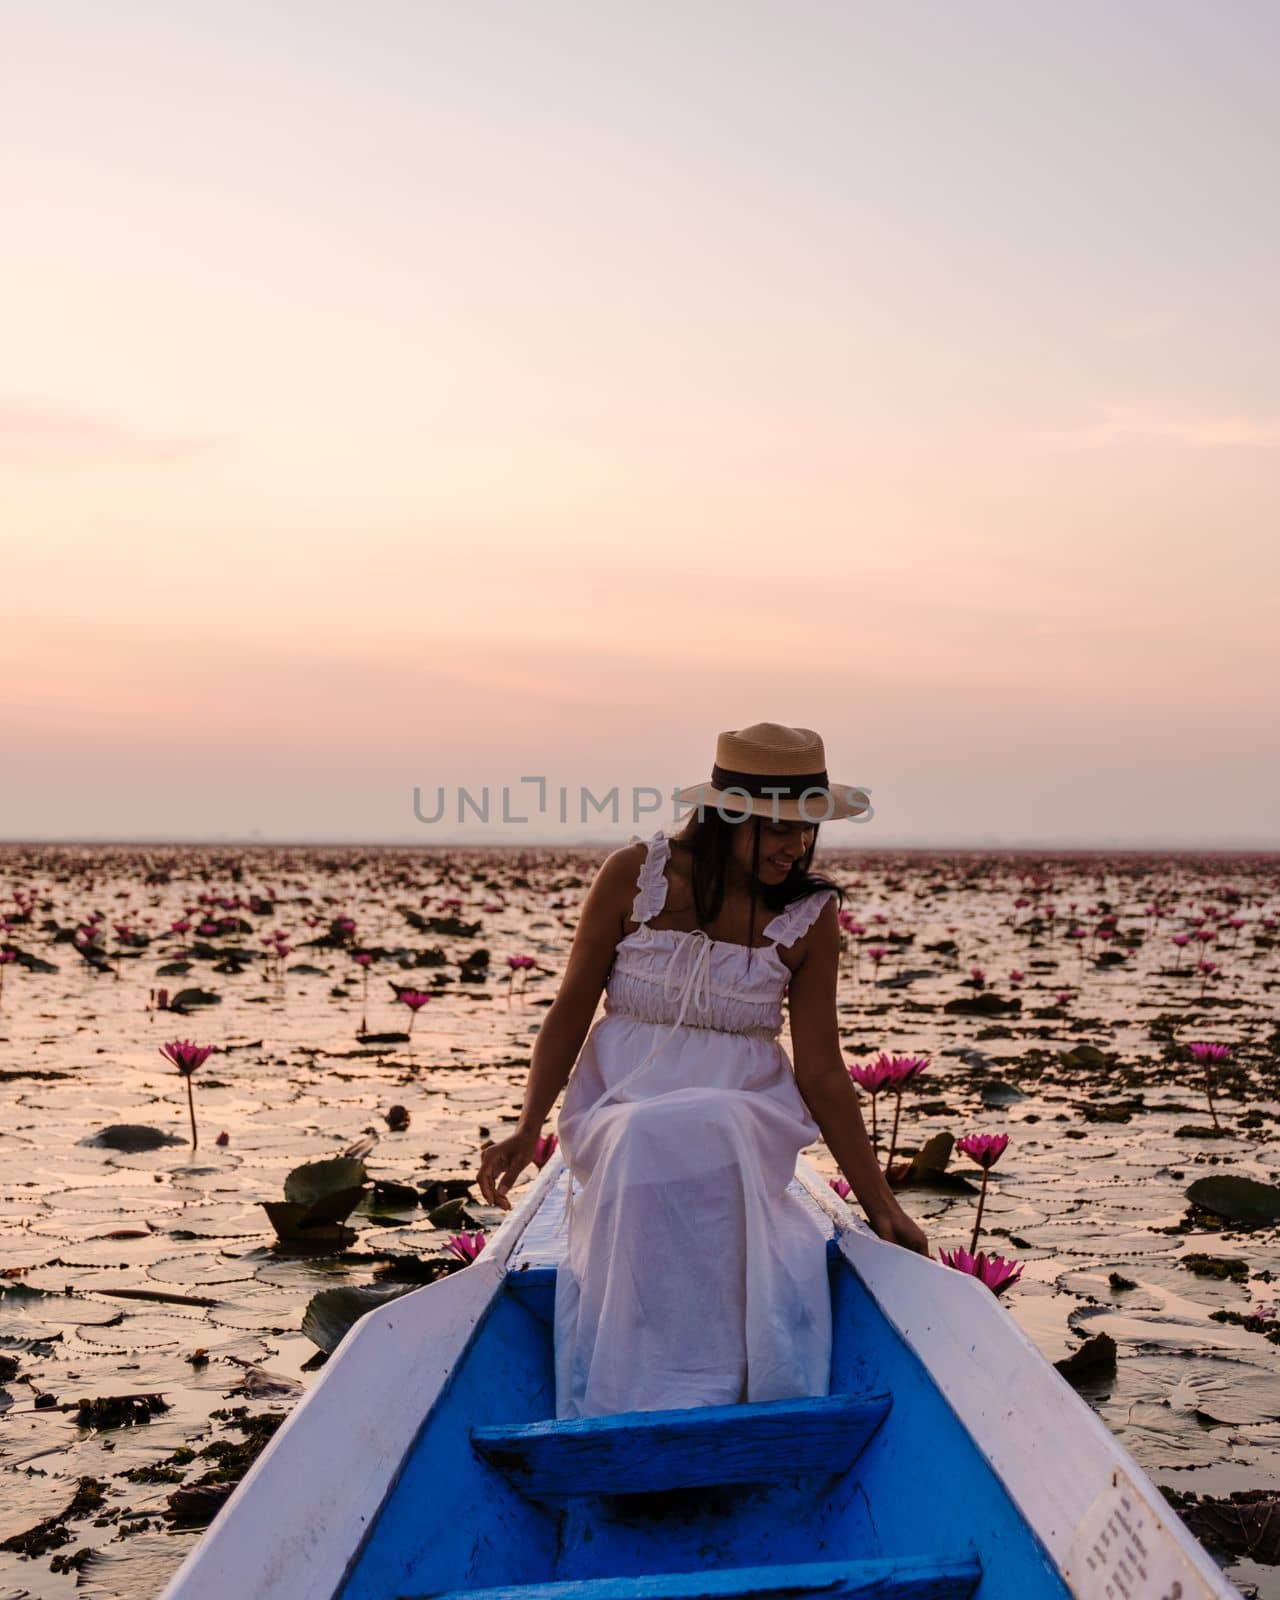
xmin=865 ymin=1198 xmax=931 ymax=1256
xmin=477 ymin=1127 xmax=541 ymax=1212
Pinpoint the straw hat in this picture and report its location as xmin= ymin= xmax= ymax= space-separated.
xmin=675 ymin=722 xmax=871 ymax=823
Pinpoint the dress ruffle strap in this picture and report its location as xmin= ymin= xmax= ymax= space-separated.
xmin=628 ymin=830 xmax=670 ymax=926
xmin=763 ymin=888 xmax=837 ymax=949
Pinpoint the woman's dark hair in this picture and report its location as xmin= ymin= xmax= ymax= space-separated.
xmin=668 ymin=809 xmax=846 ymax=976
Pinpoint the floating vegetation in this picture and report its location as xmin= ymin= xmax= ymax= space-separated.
xmin=1054 ymin=1331 xmax=1118 ymax=1385
xmin=0 ymin=1476 xmax=106 ymax=1558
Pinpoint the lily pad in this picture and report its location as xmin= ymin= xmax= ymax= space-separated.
xmin=81 ymin=1125 xmax=186 ymax=1152
xmin=262 ymin=1213 xmax=358 ymax=1252
xmin=261 ymin=1157 xmax=370 ymax=1244
xmin=426 ymin=1194 xmax=476 ymax=1228
xmin=1186 ymin=1174 xmax=1280 ymax=1226
xmin=366 ymin=1180 xmax=422 ymax=1212
xmin=283 ymin=1157 xmax=368 ymax=1209
xmin=1055 ymin=1331 xmax=1117 ymax=1385
xmin=167 ymin=987 xmax=222 ymax=1011
xmin=943 ymin=993 xmax=1022 ymax=1016
xmin=1058 ymin=1044 xmax=1115 ymax=1070
xmin=301 ymin=1283 xmax=420 ymax=1354
xmin=887 ymin=1132 xmax=979 ymax=1193
xmin=979 ymin=1079 xmax=1026 ymax=1107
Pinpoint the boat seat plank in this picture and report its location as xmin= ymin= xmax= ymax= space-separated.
xmin=404 ymin=1552 xmax=982 ymax=1599
xmin=470 ymin=1392 xmax=891 ymax=1498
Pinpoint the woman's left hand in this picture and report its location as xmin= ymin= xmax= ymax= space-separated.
xmin=865 ymin=1200 xmax=931 ymax=1257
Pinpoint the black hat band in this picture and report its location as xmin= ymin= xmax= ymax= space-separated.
xmin=710 ymin=763 xmax=830 ymax=799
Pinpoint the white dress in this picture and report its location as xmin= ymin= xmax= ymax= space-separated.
xmin=553 ymin=829 xmax=835 ymax=1420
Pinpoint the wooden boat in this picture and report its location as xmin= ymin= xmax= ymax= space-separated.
xmin=160 ymin=1154 xmax=1241 ymax=1599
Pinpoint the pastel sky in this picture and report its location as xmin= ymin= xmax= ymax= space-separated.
xmin=4 ymin=1 xmax=1278 ymax=846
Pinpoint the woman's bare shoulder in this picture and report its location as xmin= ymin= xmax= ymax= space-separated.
xmin=601 ymin=837 xmax=648 ymax=880
xmin=582 ymin=839 xmax=647 ymax=917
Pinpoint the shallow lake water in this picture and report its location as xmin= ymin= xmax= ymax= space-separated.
xmin=0 ymin=841 xmax=1277 ymax=1598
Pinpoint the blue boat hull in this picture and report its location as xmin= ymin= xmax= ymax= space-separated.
xmin=159 ymin=1157 xmax=1241 ymax=1600
xmin=341 ymin=1247 xmax=1057 ymax=1598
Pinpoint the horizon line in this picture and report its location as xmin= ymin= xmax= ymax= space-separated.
xmin=2 ymin=835 xmax=1279 ymax=855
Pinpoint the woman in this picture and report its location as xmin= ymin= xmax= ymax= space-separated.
xmin=478 ymin=721 xmax=929 ymax=1419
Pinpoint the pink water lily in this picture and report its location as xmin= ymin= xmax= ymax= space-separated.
xmin=957 ymin=1130 xmax=1010 ymax=1254
xmin=828 ymin=1177 xmax=852 ymax=1200
xmin=879 ymin=1053 xmax=930 ymax=1175
xmin=1189 ymin=1041 xmax=1232 ymax=1064
xmin=396 ymin=989 xmax=432 ymax=1035
xmin=848 ymin=1055 xmax=898 ymax=1093
xmin=1187 ymin=1040 xmax=1231 ymax=1130
xmin=956 ymin=1132 xmax=1010 ymax=1170
xmin=159 ymin=1039 xmax=215 ymax=1077
xmin=506 ymin=953 xmax=538 ymax=1000
xmin=159 ymin=1039 xmax=216 ymax=1149
xmin=447 ymin=1231 xmax=486 ymax=1264
xmin=847 ymin=1053 xmax=899 ymax=1156
xmin=937 ymin=1245 xmax=1023 ymax=1297
xmin=532 ymin=1132 xmax=559 ymax=1168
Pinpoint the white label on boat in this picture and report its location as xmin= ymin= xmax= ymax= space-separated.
xmin=1063 ymin=1467 xmax=1219 ymax=1599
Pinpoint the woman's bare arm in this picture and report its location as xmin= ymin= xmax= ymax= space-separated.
xmin=478 ymin=844 xmax=643 ymax=1207
xmin=786 ymin=897 xmax=900 ymax=1225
